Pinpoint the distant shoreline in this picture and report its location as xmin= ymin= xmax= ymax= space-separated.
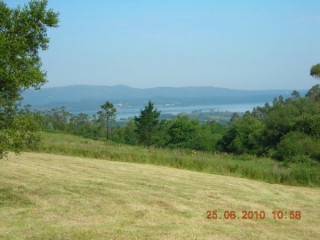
xmin=70 ymin=102 xmax=267 ymax=119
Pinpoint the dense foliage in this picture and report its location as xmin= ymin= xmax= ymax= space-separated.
xmin=134 ymin=101 xmax=161 ymax=146
xmin=219 ymin=93 xmax=320 ymax=162
xmin=310 ymin=63 xmax=320 ymax=79
xmin=0 ymin=0 xmax=58 ymax=157
xmin=0 ymin=106 xmax=42 ymax=157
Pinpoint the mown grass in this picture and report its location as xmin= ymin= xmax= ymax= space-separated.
xmin=1 ymin=152 xmax=320 ymax=239
xmin=35 ymin=132 xmax=320 ymax=187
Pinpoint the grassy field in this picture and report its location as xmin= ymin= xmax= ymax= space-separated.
xmin=1 ymin=152 xmax=320 ymax=239
xmin=36 ymin=132 xmax=320 ymax=187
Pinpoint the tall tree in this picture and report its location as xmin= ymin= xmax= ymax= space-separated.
xmin=306 ymin=85 xmax=320 ymax=102
xmin=307 ymin=64 xmax=320 ymax=101
xmin=134 ymin=101 xmax=160 ymax=146
xmin=97 ymin=101 xmax=116 ymax=140
xmin=0 ymin=0 xmax=58 ymax=157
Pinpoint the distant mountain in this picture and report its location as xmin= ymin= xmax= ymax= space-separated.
xmin=21 ymin=85 xmax=307 ymax=113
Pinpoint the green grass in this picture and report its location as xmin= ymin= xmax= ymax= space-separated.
xmin=34 ymin=132 xmax=320 ymax=187
xmin=1 ymin=152 xmax=320 ymax=239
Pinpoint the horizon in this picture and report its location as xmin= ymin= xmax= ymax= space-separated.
xmin=40 ymin=83 xmax=308 ymax=92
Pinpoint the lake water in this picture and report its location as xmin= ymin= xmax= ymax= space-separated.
xmin=115 ymin=102 xmax=267 ymax=119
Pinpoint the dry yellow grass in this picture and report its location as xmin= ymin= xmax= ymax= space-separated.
xmin=0 ymin=152 xmax=320 ymax=239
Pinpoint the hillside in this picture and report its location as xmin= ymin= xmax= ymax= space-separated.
xmin=1 ymin=152 xmax=319 ymax=239
xmin=21 ymin=85 xmax=304 ymax=113
xmin=35 ymin=132 xmax=320 ymax=187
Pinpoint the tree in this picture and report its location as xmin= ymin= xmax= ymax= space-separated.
xmin=0 ymin=105 xmax=43 ymax=158
xmin=134 ymin=101 xmax=160 ymax=146
xmin=291 ymin=90 xmax=300 ymax=99
xmin=97 ymin=101 xmax=116 ymax=140
xmin=167 ymin=115 xmax=200 ymax=149
xmin=0 ymin=0 xmax=58 ymax=157
xmin=43 ymin=107 xmax=71 ymax=132
xmin=69 ymin=113 xmax=92 ymax=137
xmin=218 ymin=114 xmax=264 ymax=154
xmin=230 ymin=112 xmax=240 ymax=123
xmin=310 ymin=63 xmax=320 ymax=79
xmin=273 ymin=131 xmax=320 ymax=162
xmin=306 ymin=84 xmax=320 ymax=102
xmin=307 ymin=64 xmax=320 ymax=101
xmin=111 ymin=119 xmax=138 ymax=145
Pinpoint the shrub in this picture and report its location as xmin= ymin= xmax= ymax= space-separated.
xmin=274 ymin=132 xmax=320 ymax=162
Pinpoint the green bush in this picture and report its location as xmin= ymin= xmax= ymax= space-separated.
xmin=218 ymin=114 xmax=264 ymax=154
xmin=274 ymin=132 xmax=320 ymax=162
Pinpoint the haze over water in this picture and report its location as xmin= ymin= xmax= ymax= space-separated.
xmin=77 ymin=102 xmax=266 ymax=119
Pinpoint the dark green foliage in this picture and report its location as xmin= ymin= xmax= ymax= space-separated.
xmin=111 ymin=119 xmax=138 ymax=145
xmin=274 ymin=132 xmax=320 ymax=162
xmin=251 ymin=102 xmax=271 ymax=121
xmin=310 ymin=63 xmax=320 ymax=79
xmin=261 ymin=97 xmax=300 ymax=149
xmin=0 ymin=0 xmax=58 ymax=157
xmin=152 ymin=119 xmax=172 ymax=147
xmin=218 ymin=114 xmax=263 ymax=154
xmin=262 ymin=96 xmax=320 ymax=158
xmin=305 ymin=84 xmax=320 ymax=102
xmin=0 ymin=0 xmax=58 ymax=106
xmin=167 ymin=115 xmax=200 ymax=148
xmin=294 ymin=113 xmax=320 ymax=138
xmin=219 ymin=88 xmax=320 ymax=163
xmin=0 ymin=106 xmax=42 ymax=157
xmin=134 ymin=101 xmax=161 ymax=146
xmin=192 ymin=124 xmax=223 ymax=151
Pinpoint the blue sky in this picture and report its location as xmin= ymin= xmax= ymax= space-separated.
xmin=7 ymin=0 xmax=320 ymax=90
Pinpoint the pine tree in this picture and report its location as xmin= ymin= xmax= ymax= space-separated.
xmin=134 ymin=101 xmax=160 ymax=146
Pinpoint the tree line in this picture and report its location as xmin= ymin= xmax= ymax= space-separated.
xmin=39 ymin=100 xmax=226 ymax=152
xmin=38 ymin=80 xmax=320 ymax=164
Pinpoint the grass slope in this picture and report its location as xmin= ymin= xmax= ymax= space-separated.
xmin=1 ymin=152 xmax=320 ymax=239
xmin=36 ymin=132 xmax=320 ymax=187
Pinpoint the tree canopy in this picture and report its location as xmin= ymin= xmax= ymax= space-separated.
xmin=0 ymin=0 xmax=58 ymax=157
xmin=310 ymin=64 xmax=320 ymax=80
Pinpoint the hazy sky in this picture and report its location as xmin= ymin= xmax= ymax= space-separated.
xmin=7 ymin=0 xmax=320 ymax=90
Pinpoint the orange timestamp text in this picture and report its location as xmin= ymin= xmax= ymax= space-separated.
xmin=206 ymin=210 xmax=301 ymax=220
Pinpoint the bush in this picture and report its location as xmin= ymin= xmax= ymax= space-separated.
xmin=274 ymin=132 xmax=320 ymax=162
xmin=218 ymin=114 xmax=264 ymax=154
